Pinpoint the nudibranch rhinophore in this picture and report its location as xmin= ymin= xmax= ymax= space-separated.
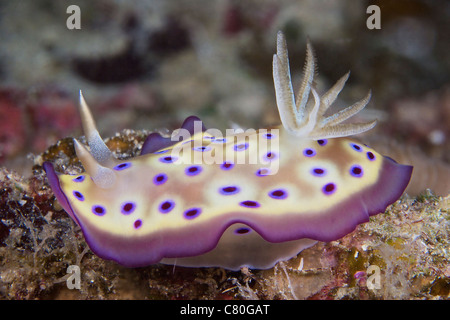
xmin=43 ymin=31 xmax=412 ymax=270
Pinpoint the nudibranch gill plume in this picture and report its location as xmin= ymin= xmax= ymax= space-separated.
xmin=43 ymin=31 xmax=412 ymax=270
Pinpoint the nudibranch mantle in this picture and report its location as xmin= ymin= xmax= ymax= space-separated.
xmin=43 ymin=31 xmax=412 ymax=270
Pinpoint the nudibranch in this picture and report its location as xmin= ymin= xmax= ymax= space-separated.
xmin=43 ymin=31 xmax=412 ymax=270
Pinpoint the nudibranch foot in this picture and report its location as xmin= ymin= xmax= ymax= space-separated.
xmin=161 ymin=224 xmax=318 ymax=271
xmin=43 ymin=31 xmax=412 ymax=270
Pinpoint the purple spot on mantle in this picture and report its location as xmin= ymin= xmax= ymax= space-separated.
xmin=219 ymin=185 xmax=240 ymax=195
xmin=263 ymin=151 xmax=278 ymax=162
xmin=350 ymin=165 xmax=364 ymax=178
xmin=317 ymin=139 xmax=328 ymax=146
xmin=262 ymin=133 xmax=275 ymax=139
xmin=240 ymin=200 xmax=260 ymax=208
xmin=367 ymin=151 xmax=376 ymax=161
xmin=268 ymin=189 xmax=288 ymax=199
xmin=72 ymin=175 xmax=85 ymax=183
xmin=159 ymin=156 xmax=178 ymax=163
xmin=220 ymin=161 xmax=234 ymax=170
xmin=255 ymin=168 xmax=271 ymax=177
xmin=114 ymin=162 xmax=132 ymax=171
xmin=185 ymin=165 xmax=202 ymax=176
xmin=213 ymin=138 xmax=227 ymax=143
xmin=92 ymin=205 xmax=107 ymax=216
xmin=233 ymin=142 xmax=249 ymax=151
xmin=73 ymin=191 xmax=85 ymax=201
xmin=193 ymin=146 xmax=212 ymax=152
xmin=350 ymin=143 xmax=362 ymax=152
xmin=153 ymin=173 xmax=168 ymax=185
xmin=121 ymin=202 xmax=136 ymax=215
xmin=322 ymin=183 xmax=337 ymax=195
xmin=311 ymin=167 xmax=326 ymax=177
xmin=184 ymin=207 xmax=201 ymax=220
xmin=159 ymin=200 xmax=175 ymax=214
xmin=303 ymin=148 xmax=316 ymax=157
xmin=134 ymin=219 xmax=142 ymax=229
